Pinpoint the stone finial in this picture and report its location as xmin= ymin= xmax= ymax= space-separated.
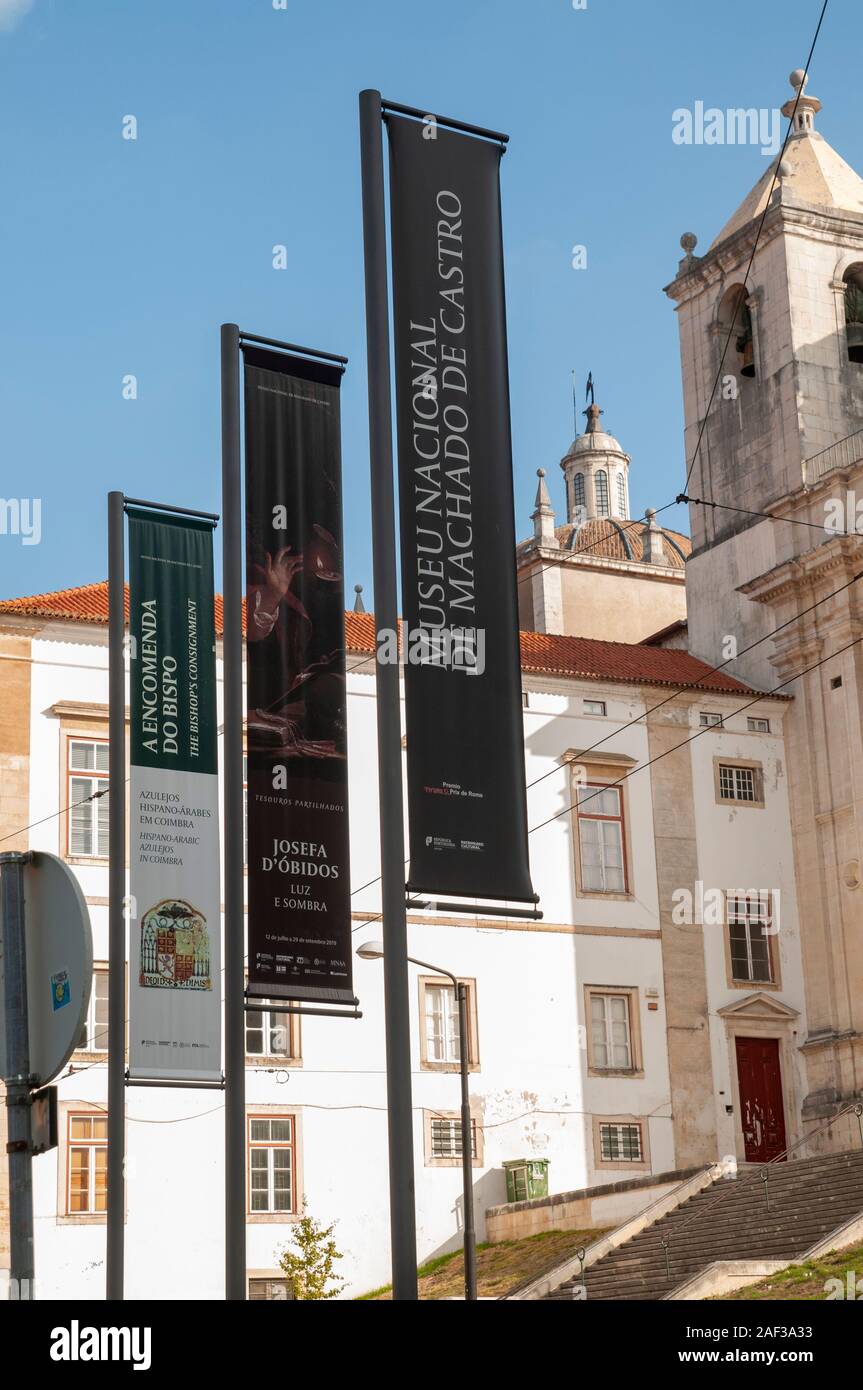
xmin=679 ymin=232 xmax=699 ymax=272
xmin=532 ymin=468 xmax=559 ymax=547
xmin=641 ymin=507 xmax=667 ymax=566
xmin=353 ymin=583 xmax=366 ymax=613
xmin=584 ymin=402 xmax=603 ymax=433
xmin=781 ymin=68 xmax=821 ymax=135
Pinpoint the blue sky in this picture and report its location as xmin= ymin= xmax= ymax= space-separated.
xmin=1 ymin=0 xmax=859 ymax=600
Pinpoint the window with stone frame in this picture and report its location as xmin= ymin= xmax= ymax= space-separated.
xmin=589 ymin=990 xmax=634 ymax=1071
xmin=576 ymin=782 xmax=628 ymax=893
xmin=67 ymin=1113 xmax=108 ymax=1215
xmin=728 ymin=893 xmax=775 ymax=984
xmin=716 ymin=761 xmax=764 ymax=806
xmin=599 ymin=1121 xmax=643 ymax=1163
xmin=247 ymin=1116 xmax=296 ymax=1215
xmin=67 ymin=738 xmax=109 ymax=857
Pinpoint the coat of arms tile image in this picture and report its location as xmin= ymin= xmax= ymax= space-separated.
xmin=140 ymin=899 xmax=212 ymax=990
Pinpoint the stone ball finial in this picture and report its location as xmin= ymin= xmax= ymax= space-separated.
xmin=354 ymin=583 xmax=363 ymax=595
xmin=537 ymin=468 xmax=546 ymax=478
xmin=778 ymin=158 xmax=792 ymax=179
xmin=790 ymin=68 xmax=808 ymax=91
xmin=645 ymin=507 xmax=657 ymax=522
xmin=680 ymin=232 xmax=698 ymax=254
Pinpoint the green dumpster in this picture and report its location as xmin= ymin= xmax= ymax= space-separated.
xmin=503 ymin=1158 xmax=549 ymax=1204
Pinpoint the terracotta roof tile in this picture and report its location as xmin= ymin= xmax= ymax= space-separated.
xmin=0 ymin=581 xmax=775 ymax=698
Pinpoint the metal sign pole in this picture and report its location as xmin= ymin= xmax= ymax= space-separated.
xmin=457 ymin=983 xmax=477 ymax=1301
xmin=358 ymin=88 xmax=418 ymax=1299
xmin=0 ymin=852 xmax=34 ymax=1299
xmin=221 ymin=322 xmax=247 ymax=1299
xmin=107 ymin=489 xmax=127 ymax=1301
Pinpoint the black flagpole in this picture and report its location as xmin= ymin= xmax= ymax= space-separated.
xmin=358 ymin=88 xmax=419 ymax=1300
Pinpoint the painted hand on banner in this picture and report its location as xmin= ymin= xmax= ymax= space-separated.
xmin=248 ymin=547 xmax=310 ymax=641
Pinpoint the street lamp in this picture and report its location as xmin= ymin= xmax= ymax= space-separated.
xmin=357 ymin=940 xmax=478 ymax=1301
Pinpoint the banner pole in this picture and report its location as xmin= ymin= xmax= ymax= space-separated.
xmin=359 ymin=87 xmax=418 ymax=1300
xmin=221 ymin=322 xmax=246 ymax=1300
xmin=0 ymin=852 xmax=34 ymax=1299
xmin=107 ymin=488 xmax=126 ymax=1301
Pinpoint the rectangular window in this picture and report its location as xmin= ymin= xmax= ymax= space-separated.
xmin=599 ymin=1122 xmax=643 ymax=1163
xmin=424 ymin=984 xmax=461 ymax=1064
xmin=246 ymin=1008 xmax=293 ymax=1060
xmin=248 ymin=1116 xmax=295 ymax=1215
xmin=77 ymin=968 xmax=109 ymax=1053
xmin=577 ymin=784 xmax=627 ymax=893
xmin=248 ymin=1277 xmax=291 ymax=1301
xmin=584 ymin=699 xmax=607 ymax=716
xmin=728 ymin=895 xmax=774 ymax=983
xmin=430 ymin=1116 xmax=477 ymax=1161
xmin=590 ymin=992 xmax=633 ymax=1070
xmin=699 ymin=711 xmax=723 ymax=727
xmin=68 ymin=739 xmax=109 ymax=857
xmin=420 ymin=979 xmax=477 ymax=1068
xmin=747 ymin=717 xmax=770 ymax=733
xmin=717 ymin=763 xmax=763 ymax=805
xmin=67 ymin=1113 xmax=108 ymax=1214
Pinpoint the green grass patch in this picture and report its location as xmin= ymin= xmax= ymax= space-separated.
xmin=717 ymin=1240 xmax=863 ymax=1300
xmin=356 ymin=1226 xmax=606 ymax=1300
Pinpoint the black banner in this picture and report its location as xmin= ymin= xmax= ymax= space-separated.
xmin=387 ymin=114 xmax=534 ymax=902
xmin=244 ymin=347 xmax=354 ymax=1002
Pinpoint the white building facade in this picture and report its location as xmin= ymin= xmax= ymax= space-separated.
xmin=0 ymin=584 xmax=803 ymax=1298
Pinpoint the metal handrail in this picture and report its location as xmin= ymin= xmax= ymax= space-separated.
xmin=653 ymin=1101 xmax=863 ymax=1284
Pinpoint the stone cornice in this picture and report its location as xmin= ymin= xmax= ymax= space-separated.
xmin=665 ymin=197 xmax=863 ymax=304
xmin=738 ymin=538 xmax=862 ymax=605
xmin=517 ymin=548 xmax=685 ymax=584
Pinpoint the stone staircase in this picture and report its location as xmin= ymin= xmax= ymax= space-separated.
xmin=545 ymin=1149 xmax=863 ymax=1301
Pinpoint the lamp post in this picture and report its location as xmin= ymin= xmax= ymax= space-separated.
xmin=357 ymin=940 xmax=477 ymax=1301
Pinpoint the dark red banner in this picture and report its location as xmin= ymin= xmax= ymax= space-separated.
xmin=244 ymin=347 xmax=354 ymax=1002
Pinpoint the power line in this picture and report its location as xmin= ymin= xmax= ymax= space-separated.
xmin=682 ymin=491 xmax=863 ymax=538
xmin=518 ymin=566 xmax=863 ymax=799
xmin=0 ymin=783 xmax=113 ymax=847
xmin=528 ymin=628 xmax=860 ymax=837
xmin=7 ymin=564 xmax=858 ymax=913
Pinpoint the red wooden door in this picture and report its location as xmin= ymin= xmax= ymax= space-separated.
xmin=736 ymin=1036 xmax=787 ymax=1162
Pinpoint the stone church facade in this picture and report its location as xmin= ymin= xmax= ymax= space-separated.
xmin=665 ymin=71 xmax=863 ymax=1136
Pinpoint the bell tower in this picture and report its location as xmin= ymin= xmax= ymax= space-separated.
xmin=666 ymin=70 xmax=863 ymax=687
xmin=666 ymin=71 xmax=863 ymax=1138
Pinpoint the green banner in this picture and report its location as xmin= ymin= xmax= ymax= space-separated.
xmin=128 ymin=509 xmax=217 ymax=776
xmin=128 ymin=508 xmax=221 ymax=1082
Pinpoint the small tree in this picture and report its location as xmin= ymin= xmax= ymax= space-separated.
xmin=277 ymin=1200 xmax=345 ymax=1300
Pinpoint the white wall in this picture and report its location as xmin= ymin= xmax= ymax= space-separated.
xmin=18 ymin=622 xmax=804 ymax=1298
